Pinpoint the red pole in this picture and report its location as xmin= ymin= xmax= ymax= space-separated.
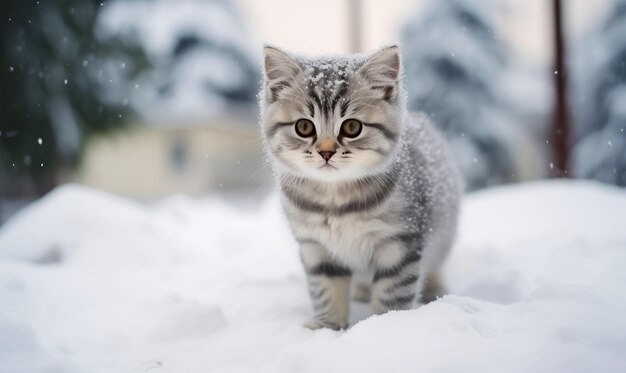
xmin=551 ymin=0 xmax=571 ymax=177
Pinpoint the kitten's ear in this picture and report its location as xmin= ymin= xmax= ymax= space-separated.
xmin=263 ymin=46 xmax=302 ymax=101
xmin=358 ymin=45 xmax=401 ymax=100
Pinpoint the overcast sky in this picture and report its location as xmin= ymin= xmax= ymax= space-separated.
xmin=236 ymin=0 xmax=611 ymax=63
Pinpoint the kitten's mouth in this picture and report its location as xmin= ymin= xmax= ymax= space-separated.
xmin=319 ymin=164 xmax=337 ymax=170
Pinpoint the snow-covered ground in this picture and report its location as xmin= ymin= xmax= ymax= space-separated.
xmin=1 ymin=180 xmax=625 ymax=373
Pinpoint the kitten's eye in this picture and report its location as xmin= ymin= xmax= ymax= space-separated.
xmin=295 ymin=119 xmax=316 ymax=137
xmin=340 ymin=119 xmax=363 ymax=138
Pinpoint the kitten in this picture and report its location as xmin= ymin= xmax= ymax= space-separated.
xmin=260 ymin=45 xmax=463 ymax=330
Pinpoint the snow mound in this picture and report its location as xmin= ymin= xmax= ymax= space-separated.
xmin=1 ymin=181 xmax=625 ymax=372
xmin=0 ymin=185 xmax=155 ymax=264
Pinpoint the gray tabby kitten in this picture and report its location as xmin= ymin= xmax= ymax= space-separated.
xmin=260 ymin=45 xmax=463 ymax=330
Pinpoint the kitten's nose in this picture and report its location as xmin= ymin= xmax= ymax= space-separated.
xmin=316 ymin=138 xmax=337 ymax=162
xmin=318 ymin=150 xmax=336 ymax=162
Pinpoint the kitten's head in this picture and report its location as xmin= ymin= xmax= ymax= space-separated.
xmin=260 ymin=45 xmax=404 ymax=182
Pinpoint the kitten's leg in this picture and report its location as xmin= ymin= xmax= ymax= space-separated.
xmin=350 ymin=271 xmax=372 ymax=303
xmin=421 ymin=270 xmax=446 ymax=303
xmin=299 ymin=241 xmax=351 ymax=330
xmin=370 ymin=240 xmax=421 ymax=314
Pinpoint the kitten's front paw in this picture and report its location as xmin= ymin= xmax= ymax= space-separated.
xmin=303 ymin=319 xmax=346 ymax=331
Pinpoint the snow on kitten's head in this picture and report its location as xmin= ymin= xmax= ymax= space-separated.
xmin=260 ymin=45 xmax=404 ymax=182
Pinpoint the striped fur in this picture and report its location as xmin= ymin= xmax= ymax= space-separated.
xmin=260 ymin=45 xmax=463 ymax=329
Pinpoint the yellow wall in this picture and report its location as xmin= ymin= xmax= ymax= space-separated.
xmin=78 ymin=121 xmax=267 ymax=197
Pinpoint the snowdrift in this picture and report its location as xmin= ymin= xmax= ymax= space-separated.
xmin=1 ymin=181 xmax=625 ymax=372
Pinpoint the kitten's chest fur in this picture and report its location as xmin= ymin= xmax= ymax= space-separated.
xmin=282 ymin=177 xmax=404 ymax=269
xmin=318 ymin=214 xmax=399 ymax=268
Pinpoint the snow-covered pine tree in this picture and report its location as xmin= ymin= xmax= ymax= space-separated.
xmin=0 ymin=0 xmax=149 ymax=196
xmin=99 ymin=0 xmax=260 ymax=121
xmin=401 ymin=0 xmax=525 ymax=190
xmin=571 ymin=0 xmax=626 ymax=186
